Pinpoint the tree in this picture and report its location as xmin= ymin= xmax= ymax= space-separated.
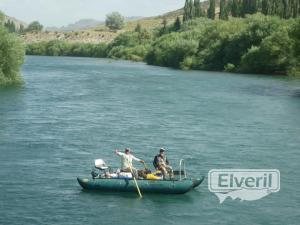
xmin=183 ymin=0 xmax=194 ymax=21
xmin=105 ymin=12 xmax=125 ymax=30
xmin=249 ymin=0 xmax=258 ymax=14
xmin=231 ymin=0 xmax=241 ymax=17
xmin=0 ymin=11 xmax=5 ymax=25
xmin=291 ymin=0 xmax=299 ymax=18
xmin=4 ymin=20 xmax=16 ymax=33
xmin=207 ymin=0 xmax=216 ymax=19
xmin=173 ymin=17 xmax=181 ymax=31
xmin=19 ymin=24 xmax=24 ymax=33
xmin=282 ymin=0 xmax=290 ymax=18
xmin=0 ymin=25 xmax=25 ymax=85
xmin=160 ymin=17 xmax=168 ymax=35
xmin=25 ymin=21 xmax=43 ymax=32
xmin=189 ymin=0 xmax=195 ymax=18
xmin=239 ymin=0 xmax=259 ymax=17
xmin=134 ymin=23 xmax=142 ymax=33
xmin=220 ymin=0 xmax=229 ymax=20
xmin=241 ymin=0 xmax=249 ymax=17
xmin=183 ymin=0 xmax=190 ymax=21
xmin=194 ymin=0 xmax=205 ymax=17
xmin=262 ymin=0 xmax=270 ymax=15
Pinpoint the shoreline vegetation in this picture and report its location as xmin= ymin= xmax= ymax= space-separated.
xmin=0 ymin=12 xmax=25 ymax=86
xmin=26 ymin=14 xmax=300 ymax=77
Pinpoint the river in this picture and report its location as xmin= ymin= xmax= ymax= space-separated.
xmin=0 ymin=56 xmax=300 ymax=225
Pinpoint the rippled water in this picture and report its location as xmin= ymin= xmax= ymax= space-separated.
xmin=0 ymin=56 xmax=300 ymax=225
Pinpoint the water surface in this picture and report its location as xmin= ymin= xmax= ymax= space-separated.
xmin=0 ymin=56 xmax=300 ymax=225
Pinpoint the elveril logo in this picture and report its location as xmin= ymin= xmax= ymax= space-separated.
xmin=208 ymin=169 xmax=280 ymax=204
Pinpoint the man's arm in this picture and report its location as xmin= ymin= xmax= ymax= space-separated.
xmin=115 ymin=149 xmax=124 ymax=156
xmin=166 ymin=157 xmax=169 ymax=165
xmin=132 ymin=155 xmax=144 ymax=163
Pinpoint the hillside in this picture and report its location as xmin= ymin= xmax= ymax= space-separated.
xmin=21 ymin=16 xmax=178 ymax=44
xmin=20 ymin=6 xmax=197 ymax=44
xmin=46 ymin=19 xmax=105 ymax=32
xmin=20 ymin=0 xmax=221 ymax=44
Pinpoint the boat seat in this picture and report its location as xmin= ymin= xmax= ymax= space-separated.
xmin=94 ymin=159 xmax=108 ymax=170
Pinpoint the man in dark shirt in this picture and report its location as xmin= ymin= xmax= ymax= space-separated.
xmin=153 ymin=148 xmax=173 ymax=179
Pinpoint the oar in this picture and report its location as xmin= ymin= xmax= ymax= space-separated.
xmin=129 ymin=166 xmax=142 ymax=198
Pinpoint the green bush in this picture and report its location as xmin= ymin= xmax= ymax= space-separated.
xmin=145 ymin=14 xmax=299 ymax=75
xmin=146 ymin=32 xmax=198 ymax=68
xmin=224 ymin=63 xmax=236 ymax=72
xmin=0 ymin=25 xmax=25 ymax=85
xmin=240 ymin=29 xmax=293 ymax=74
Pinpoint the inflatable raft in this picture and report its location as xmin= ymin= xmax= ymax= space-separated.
xmin=77 ymin=159 xmax=205 ymax=194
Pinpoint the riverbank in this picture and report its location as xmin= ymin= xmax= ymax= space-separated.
xmin=26 ymin=14 xmax=300 ymax=77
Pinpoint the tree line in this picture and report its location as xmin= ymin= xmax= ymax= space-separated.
xmin=182 ymin=0 xmax=300 ymax=20
xmin=26 ymin=41 xmax=107 ymax=58
xmin=4 ymin=20 xmax=43 ymax=33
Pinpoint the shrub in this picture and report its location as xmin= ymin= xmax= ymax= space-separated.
xmin=0 ymin=25 xmax=25 ymax=85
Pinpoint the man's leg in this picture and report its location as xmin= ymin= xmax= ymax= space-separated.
xmin=124 ymin=167 xmax=138 ymax=178
xmin=166 ymin=166 xmax=174 ymax=179
xmin=159 ymin=166 xmax=168 ymax=179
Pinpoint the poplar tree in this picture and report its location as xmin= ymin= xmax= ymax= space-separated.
xmin=194 ymin=0 xmax=201 ymax=17
xmin=262 ymin=0 xmax=270 ymax=15
xmin=134 ymin=23 xmax=142 ymax=33
xmin=4 ymin=20 xmax=16 ymax=33
xmin=19 ymin=24 xmax=24 ymax=33
xmin=220 ymin=0 xmax=229 ymax=20
xmin=271 ymin=0 xmax=284 ymax=17
xmin=282 ymin=0 xmax=289 ymax=18
xmin=231 ymin=0 xmax=241 ymax=17
xmin=183 ymin=0 xmax=196 ymax=21
xmin=291 ymin=0 xmax=299 ymax=18
xmin=249 ymin=0 xmax=258 ymax=14
xmin=189 ymin=0 xmax=195 ymax=19
xmin=173 ymin=17 xmax=181 ymax=31
xmin=160 ymin=17 xmax=168 ymax=35
xmin=183 ymin=0 xmax=190 ymax=21
xmin=207 ymin=0 xmax=216 ymax=19
xmin=241 ymin=0 xmax=249 ymax=17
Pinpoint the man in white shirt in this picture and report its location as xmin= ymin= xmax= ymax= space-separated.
xmin=115 ymin=148 xmax=144 ymax=178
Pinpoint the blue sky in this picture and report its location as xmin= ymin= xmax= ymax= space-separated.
xmin=0 ymin=0 xmax=185 ymax=27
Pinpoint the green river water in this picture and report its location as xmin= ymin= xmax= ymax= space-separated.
xmin=0 ymin=56 xmax=300 ymax=225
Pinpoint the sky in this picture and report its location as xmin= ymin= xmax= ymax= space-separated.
xmin=0 ymin=0 xmax=185 ymax=27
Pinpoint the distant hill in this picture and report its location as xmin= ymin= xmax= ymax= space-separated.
xmin=46 ymin=16 xmax=144 ymax=32
xmin=46 ymin=19 xmax=104 ymax=31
